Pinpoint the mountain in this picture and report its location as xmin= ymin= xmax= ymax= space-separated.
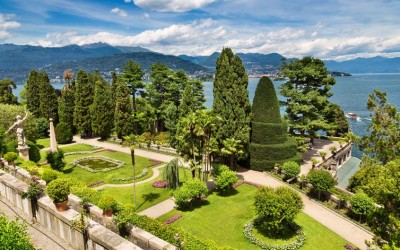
xmin=325 ymin=56 xmax=400 ymax=73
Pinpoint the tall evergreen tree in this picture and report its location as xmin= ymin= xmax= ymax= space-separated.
xmin=0 ymin=78 xmax=18 ymax=105
xmin=74 ymin=69 xmax=93 ymax=135
xmin=114 ymin=79 xmax=133 ymax=139
xmin=91 ymin=80 xmax=113 ymax=139
xmin=178 ymin=79 xmax=206 ymax=117
xmin=38 ymin=71 xmax=58 ymax=120
xmin=250 ymin=77 xmax=301 ymax=171
xmin=25 ymin=69 xmax=41 ymax=117
xmin=58 ymin=86 xmax=75 ymax=133
xmin=122 ymin=60 xmax=145 ymax=111
xmin=212 ymin=48 xmax=251 ymax=166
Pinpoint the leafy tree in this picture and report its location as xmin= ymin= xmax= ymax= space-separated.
xmin=55 ymin=122 xmax=73 ymax=144
xmin=74 ymin=69 xmax=93 ymax=136
xmin=325 ymin=103 xmax=349 ymax=136
xmin=122 ymin=60 xmax=145 ymax=111
xmin=173 ymin=179 xmax=208 ymax=209
xmin=214 ymin=169 xmax=238 ymax=194
xmin=38 ymin=71 xmax=58 ymax=121
xmin=0 ymin=213 xmax=36 ymax=250
xmin=213 ymin=48 xmax=251 ymax=166
xmin=163 ymin=158 xmax=181 ymax=189
xmin=281 ymin=161 xmax=301 ymax=179
xmin=58 ymin=86 xmax=75 ymax=133
xmin=46 ymin=148 xmax=65 ymax=171
xmin=254 ymin=186 xmax=303 ymax=234
xmin=114 ymin=79 xmax=133 ymax=139
xmin=0 ymin=78 xmax=18 ymax=104
xmin=25 ymin=69 xmax=42 ymax=117
xmin=35 ymin=117 xmax=49 ymax=138
xmin=350 ymin=191 xmax=375 ymax=221
xmin=306 ymin=169 xmax=335 ymax=200
xmin=91 ymin=80 xmax=113 ymax=139
xmin=221 ymin=138 xmax=244 ymax=169
xmin=178 ymin=79 xmax=206 ymax=117
xmin=359 ymin=89 xmax=400 ymax=164
xmin=279 ymin=57 xmax=336 ymax=137
xmin=164 ymin=103 xmax=180 ymax=147
xmin=250 ymin=76 xmax=301 ymax=171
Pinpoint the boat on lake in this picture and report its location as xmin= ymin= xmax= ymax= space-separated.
xmin=346 ymin=113 xmax=360 ymax=120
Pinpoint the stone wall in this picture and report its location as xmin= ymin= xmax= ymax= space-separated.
xmin=0 ymin=169 xmax=142 ymax=250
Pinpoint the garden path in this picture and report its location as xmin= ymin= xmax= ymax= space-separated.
xmin=236 ymin=168 xmax=373 ymax=250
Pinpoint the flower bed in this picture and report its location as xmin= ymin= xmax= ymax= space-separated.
xmin=243 ymin=219 xmax=306 ymax=250
xmin=87 ymin=180 xmax=105 ymax=187
xmin=71 ymin=156 xmax=125 ymax=173
xmin=152 ymin=180 xmax=167 ymax=188
xmin=147 ymin=159 xmax=163 ymax=168
xmin=64 ymin=148 xmax=106 ymax=156
xmin=164 ymin=214 xmax=182 ymax=225
xmin=111 ymin=168 xmax=149 ymax=182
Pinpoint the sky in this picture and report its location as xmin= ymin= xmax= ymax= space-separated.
xmin=1 ymin=0 xmax=400 ymax=60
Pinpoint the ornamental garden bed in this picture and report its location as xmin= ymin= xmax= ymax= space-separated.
xmin=157 ymin=184 xmax=350 ymax=250
xmin=72 ymin=156 xmax=125 ymax=172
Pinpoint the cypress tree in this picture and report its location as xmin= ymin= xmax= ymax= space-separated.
xmin=122 ymin=60 xmax=145 ymax=112
xmin=212 ymin=48 xmax=251 ymax=166
xmin=38 ymin=71 xmax=58 ymax=120
xmin=114 ymin=79 xmax=133 ymax=139
xmin=74 ymin=69 xmax=93 ymax=136
xmin=58 ymin=86 xmax=75 ymax=133
xmin=25 ymin=69 xmax=41 ymax=117
xmin=250 ymin=76 xmax=301 ymax=171
xmin=91 ymin=80 xmax=113 ymax=139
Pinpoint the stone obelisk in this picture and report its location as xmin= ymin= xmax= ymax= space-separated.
xmin=49 ymin=118 xmax=58 ymax=152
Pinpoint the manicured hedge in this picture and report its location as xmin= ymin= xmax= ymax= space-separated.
xmin=251 ymin=122 xmax=287 ymax=144
xmin=252 ymin=76 xmax=281 ymax=123
xmin=250 ymin=137 xmax=298 ymax=161
xmin=250 ymin=154 xmax=302 ymax=171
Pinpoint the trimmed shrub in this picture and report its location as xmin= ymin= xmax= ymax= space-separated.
xmin=153 ymin=132 xmax=169 ymax=145
xmin=27 ymin=141 xmax=41 ymax=163
xmin=211 ymin=164 xmax=230 ymax=177
xmin=47 ymin=178 xmax=70 ymax=202
xmin=250 ymin=137 xmax=298 ymax=161
xmin=46 ymin=149 xmax=65 ymax=171
xmin=98 ymin=195 xmax=118 ymax=211
xmin=3 ymin=152 xmax=18 ymax=163
xmin=250 ymin=153 xmax=303 ymax=171
xmin=70 ymin=185 xmax=101 ymax=204
xmin=281 ymin=161 xmax=301 ymax=179
xmin=307 ymin=169 xmax=335 ymax=200
xmin=174 ymin=179 xmax=208 ymax=208
xmin=0 ymin=213 xmax=36 ymax=250
xmin=251 ymin=122 xmax=288 ymax=144
xmin=55 ymin=122 xmax=73 ymax=144
xmin=254 ymin=186 xmax=303 ymax=233
xmin=36 ymin=117 xmax=49 ymax=138
xmin=215 ymin=169 xmax=238 ymax=193
xmin=349 ymin=192 xmax=375 ymax=221
xmin=252 ymin=76 xmax=281 ymax=123
xmin=5 ymin=139 xmax=17 ymax=153
xmin=41 ymin=169 xmax=59 ymax=184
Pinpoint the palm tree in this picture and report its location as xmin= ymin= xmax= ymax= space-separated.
xmin=221 ymin=138 xmax=244 ymax=168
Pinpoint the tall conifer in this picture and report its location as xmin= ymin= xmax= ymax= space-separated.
xmin=25 ymin=69 xmax=41 ymax=117
xmin=91 ymin=80 xmax=113 ymax=139
xmin=38 ymin=71 xmax=58 ymax=120
xmin=58 ymin=86 xmax=75 ymax=132
xmin=114 ymin=79 xmax=133 ymax=139
xmin=74 ymin=69 xmax=93 ymax=135
xmin=212 ymin=48 xmax=251 ymax=166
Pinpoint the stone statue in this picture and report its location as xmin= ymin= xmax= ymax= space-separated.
xmin=7 ymin=111 xmax=28 ymax=147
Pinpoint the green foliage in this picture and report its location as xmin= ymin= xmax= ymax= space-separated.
xmin=319 ymin=151 xmax=327 ymax=158
xmin=163 ymin=158 xmax=180 ymax=189
xmin=55 ymin=122 xmax=73 ymax=144
xmin=279 ymin=57 xmax=337 ymax=136
xmin=174 ymin=179 xmax=208 ymax=208
xmin=27 ymin=140 xmax=41 ymax=163
xmin=349 ymin=192 xmax=375 ymax=221
xmin=25 ymin=69 xmax=42 ymax=117
xmin=211 ymin=164 xmax=230 ymax=177
xmin=153 ymin=131 xmax=169 ymax=145
xmin=250 ymin=77 xmax=299 ymax=171
xmin=325 ymin=103 xmax=349 ymax=137
xmin=38 ymin=71 xmax=58 ymax=120
xmin=47 ymin=178 xmax=71 ymax=202
xmin=178 ymin=79 xmax=206 ymax=118
xmin=121 ymin=60 xmax=145 ymax=112
xmin=0 ymin=125 xmax=5 ymax=156
xmin=0 ymin=104 xmax=38 ymax=142
xmin=22 ymin=180 xmax=44 ymax=200
xmin=0 ymin=213 xmax=36 ymax=250
xmin=0 ymin=78 xmax=18 ymax=105
xmin=306 ymin=169 xmax=335 ymax=199
xmin=41 ymin=169 xmax=60 ymax=184
xmin=74 ymin=69 xmax=94 ymax=135
xmin=35 ymin=117 xmax=49 ymax=138
xmin=359 ymin=90 xmax=400 ymax=164
xmin=46 ymin=148 xmax=65 ymax=171
xmin=281 ymin=161 xmax=301 ymax=179
xmin=98 ymin=195 xmax=118 ymax=211
xmin=114 ymin=79 xmax=133 ymax=138
xmin=58 ymin=87 xmax=75 ymax=133
xmin=4 ymin=151 xmax=18 ymax=162
xmin=214 ymin=169 xmax=238 ymax=193
xmin=91 ymin=80 xmax=113 ymax=139
xmin=254 ymin=186 xmax=303 ymax=233
xmin=213 ymin=48 xmax=251 ymax=162
xmin=70 ymin=185 xmax=101 ymax=204
xmin=5 ymin=139 xmax=17 ymax=153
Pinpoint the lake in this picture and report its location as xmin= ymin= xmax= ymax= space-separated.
xmin=13 ymin=73 xmax=400 ymax=158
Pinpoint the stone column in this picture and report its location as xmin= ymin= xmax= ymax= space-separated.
xmin=49 ymin=118 xmax=58 ymax=152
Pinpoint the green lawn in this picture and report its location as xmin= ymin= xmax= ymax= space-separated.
xmin=157 ymin=184 xmax=349 ymax=250
xmin=36 ymin=138 xmax=51 ymax=149
xmin=39 ymin=143 xmax=162 ymax=185
xmin=101 ymin=167 xmax=192 ymax=212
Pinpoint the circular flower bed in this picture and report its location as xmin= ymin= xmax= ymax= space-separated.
xmin=243 ymin=220 xmax=306 ymax=250
xmin=72 ymin=156 xmax=125 ymax=173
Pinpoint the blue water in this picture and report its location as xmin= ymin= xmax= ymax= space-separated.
xmin=13 ymin=74 xmax=400 ymax=158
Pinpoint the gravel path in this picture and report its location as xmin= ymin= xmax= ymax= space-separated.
xmin=0 ymin=196 xmax=73 ymax=250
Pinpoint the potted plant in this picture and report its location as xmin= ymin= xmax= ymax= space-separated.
xmin=311 ymin=157 xmax=319 ymax=168
xmin=319 ymin=151 xmax=327 ymax=160
xmin=329 ymin=146 xmax=337 ymax=154
xmin=47 ymin=178 xmax=70 ymax=212
xmin=3 ymin=152 xmax=18 ymax=165
xmin=98 ymin=195 xmax=118 ymax=217
xmin=22 ymin=180 xmax=44 ymax=220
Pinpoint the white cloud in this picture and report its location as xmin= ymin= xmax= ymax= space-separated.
xmin=110 ymin=8 xmax=128 ymax=17
xmin=143 ymin=13 xmax=150 ymax=19
xmin=0 ymin=13 xmax=21 ymax=41
xmin=124 ymin=0 xmax=132 ymax=2
xmin=134 ymin=0 xmax=215 ymax=12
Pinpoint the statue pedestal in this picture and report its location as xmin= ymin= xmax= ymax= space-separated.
xmin=17 ymin=145 xmax=30 ymax=161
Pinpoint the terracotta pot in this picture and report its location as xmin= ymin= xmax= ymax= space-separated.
xmin=54 ymin=200 xmax=68 ymax=212
xmin=103 ymin=209 xmax=113 ymax=217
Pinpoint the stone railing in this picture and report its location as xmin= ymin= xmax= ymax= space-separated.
xmin=138 ymin=143 xmax=178 ymax=155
